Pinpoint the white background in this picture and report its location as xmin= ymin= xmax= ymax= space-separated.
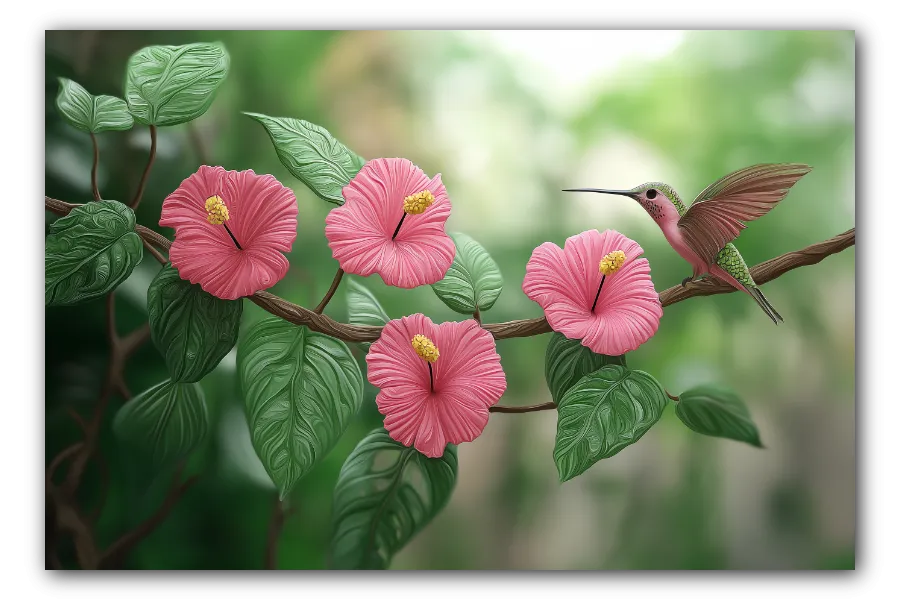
xmin=10 ymin=0 xmax=888 ymax=598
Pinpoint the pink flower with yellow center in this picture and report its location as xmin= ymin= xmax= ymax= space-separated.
xmin=522 ymin=229 xmax=663 ymax=355
xmin=324 ymin=158 xmax=455 ymax=288
xmin=366 ymin=314 xmax=507 ymax=458
xmin=160 ymin=166 xmax=298 ymax=300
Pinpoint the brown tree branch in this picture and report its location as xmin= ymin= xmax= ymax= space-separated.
xmin=98 ymin=463 xmax=199 ymax=569
xmin=44 ymin=197 xmax=855 ymax=344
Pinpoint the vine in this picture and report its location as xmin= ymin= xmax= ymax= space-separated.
xmin=45 ymin=41 xmax=855 ymax=570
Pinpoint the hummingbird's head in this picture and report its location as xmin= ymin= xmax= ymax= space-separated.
xmin=562 ymin=182 xmax=683 ymax=223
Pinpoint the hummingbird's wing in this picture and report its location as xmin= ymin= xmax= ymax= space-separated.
xmin=677 ymin=163 xmax=812 ymax=264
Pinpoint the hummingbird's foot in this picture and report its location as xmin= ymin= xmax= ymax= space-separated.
xmin=681 ymin=276 xmax=693 ymax=288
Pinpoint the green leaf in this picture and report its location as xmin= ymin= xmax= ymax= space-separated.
xmin=329 ymin=428 xmax=458 ymax=569
xmin=244 ymin=112 xmax=365 ymax=205
xmin=238 ymin=318 xmax=364 ymax=499
xmin=112 ymin=378 xmax=209 ymax=469
xmin=346 ymin=277 xmax=389 ymax=350
xmin=55 ymin=78 xmax=134 ymax=133
xmin=554 ymin=365 xmax=667 ymax=482
xmin=544 ymin=333 xmax=626 ymax=404
xmin=125 ymin=42 xmax=230 ymax=127
xmin=675 ymin=384 xmax=763 ymax=447
xmin=45 ymin=201 xmax=143 ymax=306
xmin=148 ymin=264 xmax=242 ymax=383
xmin=431 ymin=232 xmax=504 ymax=315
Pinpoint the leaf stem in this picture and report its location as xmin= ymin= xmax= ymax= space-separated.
xmin=265 ymin=496 xmax=295 ymax=569
xmin=489 ymin=401 xmax=557 ymax=413
xmin=130 ymin=125 xmax=157 ymax=210
xmin=313 ymin=267 xmax=344 ymax=314
xmin=89 ymin=132 xmax=101 ymax=201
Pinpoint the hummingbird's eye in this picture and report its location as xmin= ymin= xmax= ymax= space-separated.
xmin=646 ymin=189 xmax=658 ymax=199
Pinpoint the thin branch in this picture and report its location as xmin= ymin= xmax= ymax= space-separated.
xmin=142 ymin=238 xmax=167 ymax=265
xmin=89 ymin=132 xmax=101 ymax=201
xmin=490 ymin=401 xmax=557 ymax=414
xmin=187 ymin=121 xmax=210 ymax=165
xmin=98 ymin=463 xmax=199 ymax=569
xmin=265 ymin=496 xmax=294 ymax=569
xmin=665 ymin=390 xmax=680 ymax=402
xmin=45 ymin=197 xmax=856 ymax=344
xmin=131 ymin=125 xmax=157 ymax=210
xmin=313 ymin=267 xmax=344 ymax=314
xmin=47 ymin=442 xmax=84 ymax=485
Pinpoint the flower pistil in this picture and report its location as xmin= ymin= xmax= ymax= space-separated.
xmin=592 ymin=250 xmax=626 ymax=312
xmin=392 ymin=189 xmax=435 ymax=240
xmin=205 ymin=195 xmax=242 ymax=250
xmin=411 ymin=333 xmax=439 ymax=391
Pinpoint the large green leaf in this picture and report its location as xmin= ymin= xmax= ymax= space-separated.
xmin=125 ymin=42 xmax=230 ymax=126
xmin=544 ymin=333 xmax=626 ymax=404
xmin=45 ymin=201 xmax=143 ymax=306
xmin=148 ymin=264 xmax=242 ymax=383
xmin=55 ymin=78 xmax=134 ymax=133
xmin=238 ymin=318 xmax=364 ymax=499
xmin=431 ymin=232 xmax=503 ymax=315
xmin=244 ymin=112 xmax=365 ymax=205
xmin=554 ymin=365 xmax=667 ymax=482
xmin=329 ymin=428 xmax=458 ymax=569
xmin=346 ymin=277 xmax=389 ymax=350
xmin=112 ymin=379 xmax=209 ymax=469
xmin=675 ymin=384 xmax=763 ymax=447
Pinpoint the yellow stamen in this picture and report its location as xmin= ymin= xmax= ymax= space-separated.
xmin=599 ymin=250 xmax=627 ymax=276
xmin=411 ymin=334 xmax=440 ymax=363
xmin=403 ymin=190 xmax=435 ymax=215
xmin=205 ymin=195 xmax=230 ymax=225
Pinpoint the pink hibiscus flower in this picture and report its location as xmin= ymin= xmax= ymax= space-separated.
xmin=522 ymin=229 xmax=663 ymax=355
xmin=324 ymin=158 xmax=455 ymax=288
xmin=160 ymin=165 xmax=298 ymax=300
xmin=366 ymin=314 xmax=507 ymax=458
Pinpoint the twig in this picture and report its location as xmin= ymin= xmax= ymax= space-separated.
xmin=142 ymin=238 xmax=167 ymax=265
xmin=490 ymin=401 xmax=557 ymax=413
xmin=98 ymin=462 xmax=199 ymax=569
xmin=313 ymin=267 xmax=344 ymax=314
xmin=131 ymin=125 xmax=157 ymax=210
xmin=89 ymin=132 xmax=101 ymax=201
xmin=44 ymin=197 xmax=856 ymax=344
xmin=665 ymin=390 xmax=680 ymax=402
xmin=46 ymin=442 xmax=83 ymax=485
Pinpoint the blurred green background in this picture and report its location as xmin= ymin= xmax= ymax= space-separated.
xmin=44 ymin=30 xmax=855 ymax=570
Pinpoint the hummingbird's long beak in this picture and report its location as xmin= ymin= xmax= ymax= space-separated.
xmin=562 ymin=188 xmax=638 ymax=199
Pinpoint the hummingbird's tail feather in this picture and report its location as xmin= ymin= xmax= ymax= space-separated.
xmin=747 ymin=286 xmax=783 ymax=324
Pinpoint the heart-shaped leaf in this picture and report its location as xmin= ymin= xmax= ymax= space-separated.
xmin=112 ymin=378 xmax=209 ymax=469
xmin=125 ymin=42 xmax=230 ymax=127
xmin=244 ymin=112 xmax=365 ymax=205
xmin=56 ymin=78 xmax=134 ymax=133
xmin=346 ymin=277 xmax=389 ymax=350
xmin=329 ymin=428 xmax=458 ymax=569
xmin=238 ymin=318 xmax=364 ymax=499
xmin=45 ymin=201 xmax=143 ymax=306
xmin=148 ymin=264 xmax=242 ymax=383
xmin=675 ymin=384 xmax=763 ymax=447
xmin=554 ymin=364 xmax=667 ymax=482
xmin=431 ymin=232 xmax=503 ymax=315
xmin=544 ymin=332 xmax=626 ymax=404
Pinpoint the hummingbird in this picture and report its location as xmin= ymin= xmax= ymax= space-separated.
xmin=563 ymin=163 xmax=812 ymax=324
